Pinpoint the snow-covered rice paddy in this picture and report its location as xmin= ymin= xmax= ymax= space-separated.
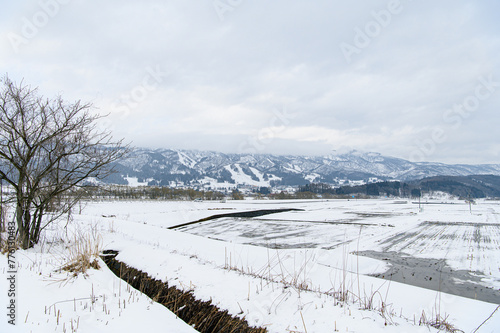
xmin=2 ymin=198 xmax=500 ymax=332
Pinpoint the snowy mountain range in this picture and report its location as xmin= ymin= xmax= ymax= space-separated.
xmin=105 ymin=148 xmax=500 ymax=189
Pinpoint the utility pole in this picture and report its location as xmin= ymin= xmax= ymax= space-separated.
xmin=418 ymin=187 xmax=421 ymax=212
xmin=467 ymin=190 xmax=473 ymax=215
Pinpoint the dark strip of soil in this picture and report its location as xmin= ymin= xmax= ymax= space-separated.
xmin=358 ymin=250 xmax=500 ymax=304
xmin=168 ymin=208 xmax=304 ymax=230
xmin=101 ymin=250 xmax=267 ymax=333
xmin=411 ymin=202 xmax=458 ymax=205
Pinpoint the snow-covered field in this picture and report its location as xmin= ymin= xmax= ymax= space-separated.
xmin=2 ymin=198 xmax=500 ymax=332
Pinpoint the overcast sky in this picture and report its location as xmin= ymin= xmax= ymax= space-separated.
xmin=1 ymin=0 xmax=499 ymax=164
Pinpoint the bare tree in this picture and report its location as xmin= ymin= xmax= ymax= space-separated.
xmin=0 ymin=75 xmax=128 ymax=249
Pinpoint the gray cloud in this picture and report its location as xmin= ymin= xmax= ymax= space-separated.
xmin=1 ymin=0 xmax=499 ymax=164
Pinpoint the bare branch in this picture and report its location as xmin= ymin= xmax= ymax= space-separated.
xmin=0 ymin=74 xmax=129 ymax=248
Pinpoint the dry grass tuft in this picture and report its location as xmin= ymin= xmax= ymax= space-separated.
xmin=0 ymin=235 xmax=19 ymax=254
xmin=62 ymin=257 xmax=101 ymax=274
xmin=419 ymin=311 xmax=464 ymax=333
xmin=60 ymin=226 xmax=102 ymax=276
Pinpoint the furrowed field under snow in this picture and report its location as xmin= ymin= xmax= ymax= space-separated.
xmin=2 ymin=198 xmax=500 ymax=332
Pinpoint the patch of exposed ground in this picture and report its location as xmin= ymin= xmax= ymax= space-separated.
xmin=358 ymin=250 xmax=500 ymax=304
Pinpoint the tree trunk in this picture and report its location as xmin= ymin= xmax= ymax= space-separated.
xmin=16 ymin=186 xmax=35 ymax=249
xmin=16 ymin=203 xmax=30 ymax=249
xmin=31 ymin=207 xmax=44 ymax=245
